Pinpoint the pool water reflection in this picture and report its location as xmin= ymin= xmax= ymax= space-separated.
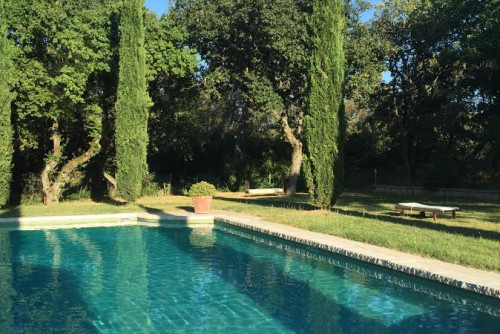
xmin=0 ymin=225 xmax=499 ymax=333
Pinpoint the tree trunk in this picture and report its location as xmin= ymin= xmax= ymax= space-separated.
xmin=41 ymin=120 xmax=101 ymax=205
xmin=41 ymin=121 xmax=62 ymax=205
xmin=103 ymin=171 xmax=118 ymax=197
xmin=44 ymin=186 xmax=61 ymax=205
xmin=287 ymin=141 xmax=303 ymax=196
xmin=281 ymin=115 xmax=303 ymax=196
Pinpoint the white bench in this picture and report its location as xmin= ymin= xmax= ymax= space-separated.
xmin=245 ymin=188 xmax=285 ymax=197
xmin=395 ymin=202 xmax=460 ymax=221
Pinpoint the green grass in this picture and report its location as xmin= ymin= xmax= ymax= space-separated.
xmin=1 ymin=191 xmax=499 ymax=272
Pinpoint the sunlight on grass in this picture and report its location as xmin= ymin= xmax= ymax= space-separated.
xmin=1 ymin=191 xmax=499 ymax=272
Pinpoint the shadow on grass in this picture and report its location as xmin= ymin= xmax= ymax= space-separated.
xmin=333 ymin=208 xmax=500 ymax=242
xmin=137 ymin=204 xmax=165 ymax=213
xmin=91 ymin=196 xmax=127 ymax=206
xmin=0 ymin=205 xmax=22 ymax=218
xmin=216 ymin=196 xmax=500 ymax=242
xmin=214 ymin=195 xmax=318 ymax=211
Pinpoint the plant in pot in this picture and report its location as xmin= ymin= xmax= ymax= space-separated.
xmin=188 ymin=181 xmax=217 ymax=214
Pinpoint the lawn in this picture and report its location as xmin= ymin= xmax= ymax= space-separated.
xmin=1 ymin=191 xmax=499 ymax=272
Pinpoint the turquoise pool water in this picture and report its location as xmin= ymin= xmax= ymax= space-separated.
xmin=0 ymin=224 xmax=499 ymax=333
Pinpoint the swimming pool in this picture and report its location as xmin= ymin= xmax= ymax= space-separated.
xmin=0 ymin=224 xmax=499 ymax=333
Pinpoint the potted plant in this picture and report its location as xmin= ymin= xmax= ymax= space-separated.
xmin=188 ymin=181 xmax=217 ymax=214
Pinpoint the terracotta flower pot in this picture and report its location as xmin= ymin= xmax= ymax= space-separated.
xmin=192 ymin=196 xmax=212 ymax=214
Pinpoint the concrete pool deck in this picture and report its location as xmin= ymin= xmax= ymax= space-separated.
xmin=0 ymin=210 xmax=499 ymax=300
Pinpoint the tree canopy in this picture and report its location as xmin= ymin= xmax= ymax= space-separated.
xmin=1 ymin=0 xmax=498 ymax=206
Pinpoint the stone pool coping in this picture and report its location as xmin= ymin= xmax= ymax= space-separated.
xmin=0 ymin=210 xmax=499 ymax=300
xmin=215 ymin=211 xmax=500 ymax=300
xmin=0 ymin=212 xmax=214 ymax=230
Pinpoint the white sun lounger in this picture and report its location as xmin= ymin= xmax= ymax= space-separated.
xmin=395 ymin=202 xmax=460 ymax=221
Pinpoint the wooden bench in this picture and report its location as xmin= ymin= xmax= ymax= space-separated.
xmin=395 ymin=202 xmax=460 ymax=221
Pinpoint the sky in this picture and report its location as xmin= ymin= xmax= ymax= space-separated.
xmin=361 ymin=0 xmax=380 ymax=22
xmin=144 ymin=0 xmax=381 ymax=21
xmin=144 ymin=0 xmax=169 ymax=15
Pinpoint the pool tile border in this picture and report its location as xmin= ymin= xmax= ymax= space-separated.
xmin=214 ymin=211 xmax=500 ymax=300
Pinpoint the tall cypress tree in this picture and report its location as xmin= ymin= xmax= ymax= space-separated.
xmin=303 ymin=0 xmax=345 ymax=209
xmin=115 ymin=0 xmax=151 ymax=202
xmin=0 ymin=0 xmax=14 ymax=207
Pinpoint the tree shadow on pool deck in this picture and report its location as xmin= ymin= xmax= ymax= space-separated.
xmin=215 ymin=196 xmax=500 ymax=242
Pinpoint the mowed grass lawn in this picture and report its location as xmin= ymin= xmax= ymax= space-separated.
xmin=1 ymin=191 xmax=499 ymax=273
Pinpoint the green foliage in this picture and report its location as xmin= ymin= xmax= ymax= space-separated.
xmin=144 ymin=12 xmax=198 ymax=82
xmin=188 ymin=181 xmax=217 ymax=197
xmin=115 ymin=0 xmax=152 ymax=202
xmin=303 ymin=0 xmax=345 ymax=209
xmin=173 ymin=0 xmax=310 ymax=190
xmin=141 ymin=172 xmax=171 ymax=197
xmin=7 ymin=0 xmax=113 ymax=203
xmin=353 ymin=0 xmax=500 ymax=187
xmin=0 ymin=0 xmax=14 ymax=206
xmin=19 ymin=173 xmax=43 ymax=204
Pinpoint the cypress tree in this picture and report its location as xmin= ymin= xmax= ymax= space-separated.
xmin=303 ymin=0 xmax=345 ymax=209
xmin=115 ymin=0 xmax=151 ymax=202
xmin=0 ymin=0 xmax=13 ymax=207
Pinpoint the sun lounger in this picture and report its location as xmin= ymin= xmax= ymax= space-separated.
xmin=395 ymin=202 xmax=460 ymax=221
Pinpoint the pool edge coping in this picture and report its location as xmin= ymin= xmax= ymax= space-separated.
xmin=214 ymin=211 xmax=500 ymax=300
xmin=0 ymin=212 xmax=214 ymax=230
xmin=1 ymin=210 xmax=499 ymax=300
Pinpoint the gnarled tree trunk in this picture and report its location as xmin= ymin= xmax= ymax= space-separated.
xmin=281 ymin=115 xmax=303 ymax=196
xmin=103 ymin=171 xmax=118 ymax=198
xmin=41 ymin=121 xmax=101 ymax=205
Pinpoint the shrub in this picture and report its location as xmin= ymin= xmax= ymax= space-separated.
xmin=303 ymin=0 xmax=345 ymax=209
xmin=188 ymin=181 xmax=217 ymax=197
xmin=115 ymin=0 xmax=151 ymax=202
xmin=20 ymin=174 xmax=43 ymax=204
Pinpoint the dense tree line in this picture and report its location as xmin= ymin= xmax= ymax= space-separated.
xmin=0 ymin=0 xmax=14 ymax=206
xmin=348 ymin=0 xmax=500 ymax=188
xmin=0 ymin=0 xmax=498 ymax=207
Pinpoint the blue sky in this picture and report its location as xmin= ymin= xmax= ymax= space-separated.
xmin=144 ymin=0 xmax=381 ymax=20
xmin=362 ymin=0 xmax=380 ymax=22
xmin=144 ymin=0 xmax=169 ymax=15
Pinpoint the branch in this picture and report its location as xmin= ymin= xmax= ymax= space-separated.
xmin=281 ymin=114 xmax=302 ymax=148
xmin=103 ymin=171 xmax=117 ymax=188
xmin=180 ymin=77 xmax=207 ymax=92
xmin=57 ymin=137 xmax=102 ymax=185
xmin=103 ymin=171 xmax=118 ymax=197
